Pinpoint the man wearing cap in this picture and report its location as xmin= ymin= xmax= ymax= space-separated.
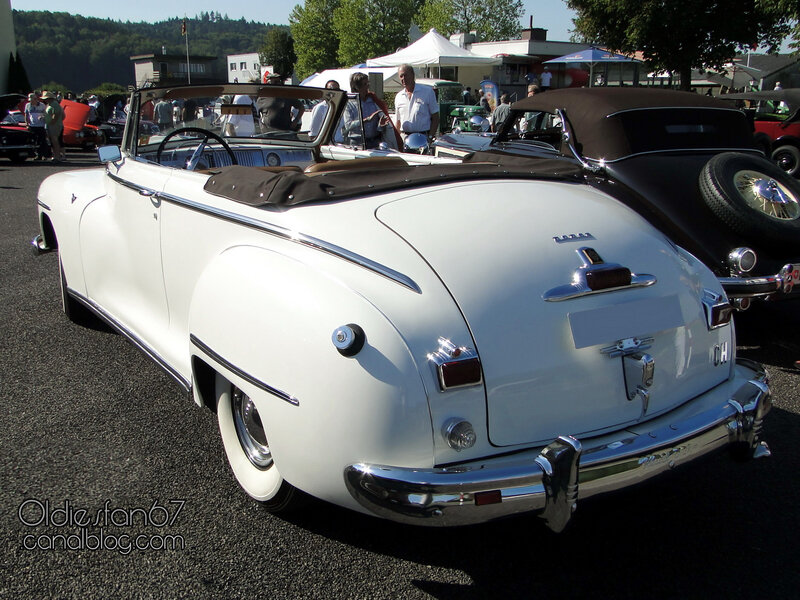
xmin=41 ymin=91 xmax=65 ymax=162
xmin=394 ymin=65 xmax=439 ymax=140
xmin=24 ymin=92 xmax=48 ymax=160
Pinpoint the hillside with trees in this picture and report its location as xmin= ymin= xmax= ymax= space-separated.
xmin=12 ymin=10 xmax=285 ymax=93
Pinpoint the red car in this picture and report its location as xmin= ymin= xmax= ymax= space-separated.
xmin=722 ymin=89 xmax=800 ymax=177
xmin=61 ymin=99 xmax=105 ymax=149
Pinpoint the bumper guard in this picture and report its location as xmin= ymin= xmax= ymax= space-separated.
xmin=344 ymin=358 xmax=770 ymax=531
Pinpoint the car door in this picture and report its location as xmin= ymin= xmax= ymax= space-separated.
xmin=79 ymin=157 xmax=172 ymax=345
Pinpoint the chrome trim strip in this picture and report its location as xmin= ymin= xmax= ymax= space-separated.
xmin=543 ymin=273 xmax=657 ymax=301
xmin=106 ymin=173 xmax=421 ymax=294
xmin=344 ymin=359 xmax=769 ymax=529
xmin=588 ymin=148 xmax=763 ymax=164
xmin=37 ymin=200 xmax=51 ymax=211
xmin=605 ymin=106 xmax=746 ymax=118
xmin=190 ymin=334 xmax=299 ymax=406
xmin=65 ymin=288 xmax=192 ymax=394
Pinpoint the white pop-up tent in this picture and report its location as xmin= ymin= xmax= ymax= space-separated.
xmin=366 ymin=29 xmax=501 ymax=68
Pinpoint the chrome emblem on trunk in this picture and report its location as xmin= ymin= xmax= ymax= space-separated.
xmin=553 ymin=232 xmax=595 ymax=244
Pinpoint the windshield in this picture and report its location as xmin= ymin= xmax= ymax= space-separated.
xmin=130 ymin=84 xmax=342 ymax=162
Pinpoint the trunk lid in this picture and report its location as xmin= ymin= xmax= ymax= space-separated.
xmin=376 ymin=180 xmax=730 ymax=447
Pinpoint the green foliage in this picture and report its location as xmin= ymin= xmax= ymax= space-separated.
xmin=7 ymin=52 xmax=32 ymax=94
xmin=84 ymin=82 xmax=130 ymax=97
xmin=290 ymin=0 xmax=342 ymax=79
xmin=333 ymin=0 xmax=416 ymax=66
xmin=416 ymin=0 xmax=522 ymax=41
xmin=567 ymin=0 xmax=794 ymax=90
xmin=415 ymin=0 xmax=458 ymax=37
xmin=36 ymin=81 xmax=72 ymax=95
xmin=12 ymin=10 xmax=284 ymax=92
xmin=259 ymin=28 xmax=297 ymax=77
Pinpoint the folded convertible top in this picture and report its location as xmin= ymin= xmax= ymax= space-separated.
xmin=203 ymin=157 xmax=584 ymax=207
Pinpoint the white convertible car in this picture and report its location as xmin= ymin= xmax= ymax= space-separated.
xmin=32 ymin=83 xmax=772 ymax=531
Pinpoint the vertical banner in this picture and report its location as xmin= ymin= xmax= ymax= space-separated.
xmin=480 ymin=80 xmax=499 ymax=113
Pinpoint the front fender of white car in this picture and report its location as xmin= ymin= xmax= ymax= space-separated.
xmin=187 ymin=245 xmax=435 ymax=507
xmin=36 ymin=168 xmax=109 ymax=290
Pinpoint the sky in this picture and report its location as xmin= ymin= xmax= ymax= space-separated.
xmin=8 ymin=0 xmax=579 ymax=41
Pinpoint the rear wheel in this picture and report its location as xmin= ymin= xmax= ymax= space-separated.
xmin=699 ymin=152 xmax=800 ymax=251
xmin=771 ymin=144 xmax=800 ymax=177
xmin=216 ymin=374 xmax=301 ymax=511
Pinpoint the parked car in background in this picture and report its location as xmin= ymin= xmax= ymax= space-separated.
xmin=438 ymin=87 xmax=800 ymax=307
xmin=720 ymin=88 xmax=800 ymax=177
xmin=32 ymin=82 xmax=773 ymax=531
xmin=61 ymin=99 xmax=105 ymax=149
xmin=0 ymin=94 xmax=35 ymax=162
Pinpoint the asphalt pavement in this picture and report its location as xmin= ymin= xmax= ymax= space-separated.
xmin=1 ymin=150 xmax=798 ymax=599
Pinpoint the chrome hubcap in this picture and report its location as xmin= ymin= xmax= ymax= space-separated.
xmin=232 ymin=387 xmax=273 ymax=470
xmin=735 ymin=170 xmax=800 ymax=220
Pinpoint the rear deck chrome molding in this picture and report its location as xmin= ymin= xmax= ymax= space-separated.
xmin=106 ymin=173 xmax=421 ymax=294
xmin=66 ymin=288 xmax=192 ymax=394
xmin=190 ymin=334 xmax=299 ymax=407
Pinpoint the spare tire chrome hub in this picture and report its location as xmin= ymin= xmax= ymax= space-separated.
xmin=735 ymin=170 xmax=800 ymax=220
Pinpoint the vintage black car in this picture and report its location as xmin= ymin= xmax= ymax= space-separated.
xmin=445 ymin=88 xmax=800 ymax=308
xmin=0 ymin=94 xmax=36 ymax=163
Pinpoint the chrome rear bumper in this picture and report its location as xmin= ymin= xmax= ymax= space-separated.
xmin=344 ymin=358 xmax=770 ymax=531
xmin=720 ymin=263 xmax=797 ymax=298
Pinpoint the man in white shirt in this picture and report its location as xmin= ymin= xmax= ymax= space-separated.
xmin=540 ymin=66 xmax=553 ymax=91
xmin=394 ymin=64 xmax=439 ymax=139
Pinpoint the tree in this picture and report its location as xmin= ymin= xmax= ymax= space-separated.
xmin=333 ymin=0 xmax=416 ymax=67
xmin=757 ymin=0 xmax=799 ymax=52
xmin=290 ymin=0 xmax=341 ymax=79
xmin=415 ymin=0 xmax=523 ymax=41
xmin=259 ymin=28 xmax=297 ymax=78
xmin=567 ymin=0 xmax=793 ymax=91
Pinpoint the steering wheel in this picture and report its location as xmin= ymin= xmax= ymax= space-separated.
xmin=155 ymin=127 xmax=237 ymax=170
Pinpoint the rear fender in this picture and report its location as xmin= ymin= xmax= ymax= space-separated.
xmin=188 ymin=246 xmax=434 ymax=503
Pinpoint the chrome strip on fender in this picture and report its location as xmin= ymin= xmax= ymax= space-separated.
xmin=106 ymin=173 xmax=421 ymax=294
xmin=190 ymin=334 xmax=299 ymax=406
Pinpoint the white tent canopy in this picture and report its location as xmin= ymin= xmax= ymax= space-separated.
xmin=301 ymin=67 xmax=403 ymax=93
xmin=366 ymin=29 xmax=501 ymax=68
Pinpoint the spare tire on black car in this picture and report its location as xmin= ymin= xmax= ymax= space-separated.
xmin=699 ymin=152 xmax=800 ymax=251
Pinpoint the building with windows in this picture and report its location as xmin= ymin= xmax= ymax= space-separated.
xmin=131 ymin=52 xmax=220 ymax=87
xmin=226 ymin=52 xmax=265 ymax=84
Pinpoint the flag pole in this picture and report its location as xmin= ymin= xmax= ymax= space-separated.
xmin=183 ymin=17 xmax=191 ymax=84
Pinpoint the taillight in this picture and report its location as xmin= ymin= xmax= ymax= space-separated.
xmin=702 ymin=289 xmax=733 ymax=330
xmin=428 ymin=338 xmax=482 ymax=391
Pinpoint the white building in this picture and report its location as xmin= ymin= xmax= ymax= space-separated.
xmin=227 ymin=52 xmax=264 ymax=84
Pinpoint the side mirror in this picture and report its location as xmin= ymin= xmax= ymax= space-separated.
xmin=97 ymin=145 xmax=121 ymax=163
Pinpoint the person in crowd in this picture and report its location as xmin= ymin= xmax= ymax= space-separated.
xmin=222 ymin=94 xmax=256 ymax=136
xmin=256 ymin=74 xmax=304 ymax=131
xmin=153 ymin=97 xmax=174 ymax=130
xmin=24 ymin=92 xmax=48 ymax=160
xmin=308 ymin=80 xmax=340 ymax=139
xmin=41 ymin=91 xmax=65 ymax=162
xmin=540 ymin=66 xmax=553 ymax=91
xmin=478 ymin=88 xmax=490 ymax=112
xmin=462 ymin=86 xmax=472 ymax=104
xmin=343 ymin=72 xmax=392 ymax=149
xmin=491 ymin=93 xmax=511 ymax=133
xmin=394 ymin=64 xmax=439 ymax=140
xmin=527 ymin=84 xmax=540 ymax=97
